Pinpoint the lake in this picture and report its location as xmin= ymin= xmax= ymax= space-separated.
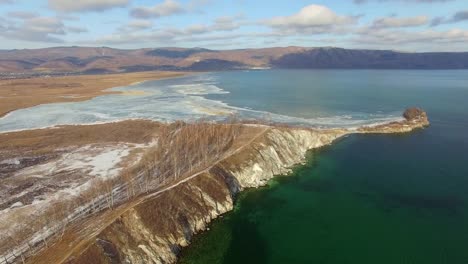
xmin=1 ymin=69 xmax=468 ymax=263
xmin=178 ymin=70 xmax=468 ymax=264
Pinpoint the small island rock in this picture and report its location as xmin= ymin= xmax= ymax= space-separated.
xmin=403 ymin=108 xmax=428 ymax=122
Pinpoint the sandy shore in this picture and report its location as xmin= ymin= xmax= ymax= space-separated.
xmin=0 ymin=71 xmax=187 ymax=118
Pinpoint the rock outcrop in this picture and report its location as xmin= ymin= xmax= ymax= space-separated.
xmin=358 ymin=107 xmax=429 ymax=134
xmin=403 ymin=107 xmax=428 ymax=122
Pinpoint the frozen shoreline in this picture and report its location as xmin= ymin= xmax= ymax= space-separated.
xmin=0 ymin=73 xmax=403 ymax=133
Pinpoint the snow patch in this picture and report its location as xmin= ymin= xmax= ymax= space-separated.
xmin=0 ymin=158 xmax=21 ymax=165
xmin=9 ymin=202 xmax=23 ymax=209
xmin=15 ymin=144 xmax=133 ymax=180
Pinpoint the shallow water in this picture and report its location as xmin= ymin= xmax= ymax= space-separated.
xmin=177 ymin=70 xmax=468 ymax=264
xmin=0 ymin=70 xmax=430 ymax=133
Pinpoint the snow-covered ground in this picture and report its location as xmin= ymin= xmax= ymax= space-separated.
xmin=0 ymin=142 xmax=151 ymax=240
xmin=16 ymin=145 xmax=131 ymax=180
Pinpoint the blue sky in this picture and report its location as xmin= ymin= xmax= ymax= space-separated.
xmin=0 ymin=0 xmax=467 ymax=51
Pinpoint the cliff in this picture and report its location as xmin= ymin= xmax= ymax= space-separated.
xmin=27 ymin=109 xmax=429 ymax=264
xmin=66 ymin=128 xmax=345 ymax=264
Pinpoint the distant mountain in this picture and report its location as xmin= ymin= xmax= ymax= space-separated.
xmin=144 ymin=48 xmax=216 ymax=58
xmin=272 ymin=48 xmax=468 ymax=69
xmin=1 ymin=46 xmax=468 ymax=75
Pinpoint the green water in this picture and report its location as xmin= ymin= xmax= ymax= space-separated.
xmin=179 ymin=70 xmax=468 ymax=264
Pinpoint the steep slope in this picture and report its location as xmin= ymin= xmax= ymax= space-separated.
xmin=66 ymin=128 xmax=345 ymax=264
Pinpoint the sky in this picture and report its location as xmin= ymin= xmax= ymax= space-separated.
xmin=0 ymin=0 xmax=467 ymax=51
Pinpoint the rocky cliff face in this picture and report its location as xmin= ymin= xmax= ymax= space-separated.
xmin=220 ymin=128 xmax=345 ymax=188
xmin=68 ymin=128 xmax=344 ymax=264
xmin=65 ymin=114 xmax=429 ymax=264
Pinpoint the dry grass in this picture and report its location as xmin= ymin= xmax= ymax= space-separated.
xmin=21 ymin=123 xmax=267 ymax=264
xmin=0 ymin=120 xmax=162 ymax=159
xmin=0 ymin=120 xmax=163 ymax=260
xmin=0 ymin=71 xmax=186 ymax=118
xmin=134 ymin=120 xmax=243 ymax=189
xmin=2 ymin=120 xmax=243 ymax=262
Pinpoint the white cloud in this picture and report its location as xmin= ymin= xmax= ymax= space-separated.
xmin=24 ymin=17 xmax=65 ymax=35
xmin=355 ymin=0 xmax=454 ymax=4
xmin=130 ymin=0 xmax=185 ymax=19
xmin=0 ymin=16 xmax=88 ymax=43
xmin=48 ymin=0 xmax=129 ymax=13
xmin=2 ymin=16 xmax=66 ymax=43
xmin=185 ymin=24 xmax=208 ymax=34
xmin=127 ymin=20 xmax=153 ymax=30
xmin=354 ymin=27 xmax=468 ymax=46
xmin=261 ymin=5 xmax=359 ymax=38
xmin=264 ymin=5 xmax=356 ymax=34
xmin=212 ymin=15 xmax=243 ymax=31
xmin=184 ymin=15 xmax=242 ymax=34
xmin=372 ymin=15 xmax=429 ymax=28
xmin=94 ymin=30 xmax=177 ymax=45
xmin=98 ymin=14 xmax=243 ymax=46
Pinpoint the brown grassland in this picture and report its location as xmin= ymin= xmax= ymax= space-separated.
xmin=0 ymin=120 xmax=162 ymax=160
xmin=0 ymin=116 xmax=267 ymax=264
xmin=0 ymin=71 xmax=186 ymax=118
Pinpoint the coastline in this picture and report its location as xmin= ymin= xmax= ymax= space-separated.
xmin=0 ymin=71 xmax=408 ymax=134
xmin=0 ymin=71 xmax=188 ymax=118
xmin=15 ymin=110 xmax=429 ymax=264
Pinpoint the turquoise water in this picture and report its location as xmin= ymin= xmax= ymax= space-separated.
xmin=179 ymin=70 xmax=468 ymax=264
xmin=0 ymin=70 xmax=415 ymax=132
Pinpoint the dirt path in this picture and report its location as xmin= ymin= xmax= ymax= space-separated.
xmin=27 ymin=126 xmax=270 ymax=264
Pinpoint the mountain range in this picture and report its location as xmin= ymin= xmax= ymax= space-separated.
xmin=1 ymin=46 xmax=468 ymax=75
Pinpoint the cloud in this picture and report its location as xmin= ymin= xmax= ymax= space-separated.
xmin=0 ymin=0 xmax=14 ymax=4
xmin=94 ymin=15 xmax=245 ymax=46
xmin=66 ymin=26 xmax=88 ymax=33
xmin=7 ymin=11 xmax=39 ymax=19
xmin=184 ymin=15 xmax=243 ymax=34
xmin=94 ymin=30 xmax=177 ymax=45
xmin=130 ymin=0 xmax=185 ymax=19
xmin=212 ymin=15 xmax=243 ymax=31
xmin=266 ymin=5 xmax=352 ymax=28
xmin=453 ymin=11 xmax=468 ymax=22
xmin=118 ymin=20 xmax=153 ymax=32
xmin=48 ymin=0 xmax=129 ymax=13
xmin=431 ymin=10 xmax=468 ymax=26
xmin=187 ymin=0 xmax=212 ymax=12
xmin=354 ymin=27 xmax=468 ymax=47
xmin=127 ymin=20 xmax=153 ymax=30
xmin=372 ymin=15 xmax=429 ymax=28
xmin=355 ymin=0 xmax=454 ymax=3
xmin=264 ymin=4 xmax=357 ymax=34
xmin=2 ymin=16 xmax=66 ymax=43
xmin=0 ymin=16 xmax=87 ymax=43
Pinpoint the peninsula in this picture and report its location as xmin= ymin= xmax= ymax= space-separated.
xmin=0 ymin=108 xmax=429 ymax=264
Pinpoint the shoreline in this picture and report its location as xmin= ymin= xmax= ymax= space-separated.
xmin=0 ymin=71 xmax=189 ymax=119
xmin=10 ymin=110 xmax=429 ymax=264
xmin=0 ymin=71 xmax=406 ymax=134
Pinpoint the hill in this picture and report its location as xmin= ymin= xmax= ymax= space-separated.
xmin=1 ymin=46 xmax=468 ymax=76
